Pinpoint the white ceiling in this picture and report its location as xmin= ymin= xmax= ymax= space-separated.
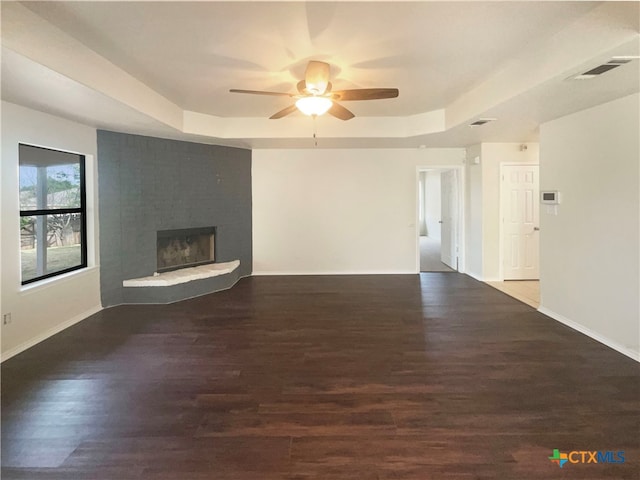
xmin=2 ymin=1 xmax=639 ymax=149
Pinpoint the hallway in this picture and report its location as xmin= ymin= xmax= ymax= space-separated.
xmin=419 ymin=236 xmax=455 ymax=272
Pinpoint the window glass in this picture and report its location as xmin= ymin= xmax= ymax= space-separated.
xmin=19 ymin=145 xmax=86 ymax=284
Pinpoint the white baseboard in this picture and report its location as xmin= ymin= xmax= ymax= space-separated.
xmin=1 ymin=305 xmax=103 ymax=363
xmin=251 ymin=270 xmax=418 ymax=276
xmin=538 ymin=306 xmax=640 ymax=362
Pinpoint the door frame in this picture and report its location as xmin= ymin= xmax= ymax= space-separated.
xmin=498 ymin=162 xmax=540 ymax=281
xmin=415 ymin=165 xmax=466 ymax=274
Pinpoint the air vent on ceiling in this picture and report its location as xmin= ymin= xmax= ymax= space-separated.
xmin=469 ymin=118 xmax=496 ymax=127
xmin=571 ymin=58 xmax=633 ymax=80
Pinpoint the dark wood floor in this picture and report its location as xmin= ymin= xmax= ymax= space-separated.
xmin=2 ymin=274 xmax=638 ymax=479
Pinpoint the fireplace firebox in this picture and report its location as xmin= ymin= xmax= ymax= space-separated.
xmin=156 ymin=227 xmax=216 ymax=273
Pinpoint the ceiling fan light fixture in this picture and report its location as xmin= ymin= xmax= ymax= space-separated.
xmin=295 ymin=96 xmax=333 ymax=116
xmin=230 ymin=60 xmax=397 ymax=120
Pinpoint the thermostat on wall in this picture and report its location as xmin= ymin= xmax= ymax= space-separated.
xmin=541 ymin=191 xmax=560 ymax=204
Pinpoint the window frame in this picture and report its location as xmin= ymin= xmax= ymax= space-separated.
xmin=19 ymin=143 xmax=88 ymax=285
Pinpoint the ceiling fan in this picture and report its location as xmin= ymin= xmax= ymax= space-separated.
xmin=229 ymin=60 xmax=399 ymax=120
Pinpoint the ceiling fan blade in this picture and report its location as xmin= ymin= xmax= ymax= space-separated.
xmin=230 ymin=89 xmax=293 ymax=97
xmin=304 ymin=61 xmax=331 ymax=95
xmin=328 ymin=102 xmax=355 ymax=121
xmin=269 ymin=104 xmax=299 ymax=119
xmin=331 ymin=88 xmax=399 ymax=101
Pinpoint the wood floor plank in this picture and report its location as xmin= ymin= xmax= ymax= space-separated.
xmin=2 ymin=273 xmax=638 ymax=479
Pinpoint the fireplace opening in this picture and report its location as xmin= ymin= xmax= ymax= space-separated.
xmin=157 ymin=227 xmax=216 ymax=273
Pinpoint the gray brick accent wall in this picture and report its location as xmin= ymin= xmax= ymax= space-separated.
xmin=97 ymin=131 xmax=252 ymax=306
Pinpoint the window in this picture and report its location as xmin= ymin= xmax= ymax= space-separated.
xmin=19 ymin=144 xmax=87 ymax=284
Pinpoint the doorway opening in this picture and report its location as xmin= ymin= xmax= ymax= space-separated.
xmin=417 ymin=167 xmax=462 ymax=273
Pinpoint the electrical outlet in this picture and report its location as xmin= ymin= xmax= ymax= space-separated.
xmin=3 ymin=313 xmax=11 ymax=325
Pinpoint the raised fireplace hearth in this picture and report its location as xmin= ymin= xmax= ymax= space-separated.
xmin=157 ymin=227 xmax=216 ymax=273
xmin=123 ymin=260 xmax=239 ymax=288
xmin=122 ymin=224 xmax=240 ymax=300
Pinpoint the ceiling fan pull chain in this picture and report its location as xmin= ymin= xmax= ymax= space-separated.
xmin=312 ymin=114 xmax=318 ymax=147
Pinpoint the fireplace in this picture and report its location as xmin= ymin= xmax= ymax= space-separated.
xmin=157 ymin=227 xmax=216 ymax=273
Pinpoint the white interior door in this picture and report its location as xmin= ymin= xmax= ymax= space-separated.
xmin=502 ymin=165 xmax=539 ymax=280
xmin=440 ymin=170 xmax=457 ymax=270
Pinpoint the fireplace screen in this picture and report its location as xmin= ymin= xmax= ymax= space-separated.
xmin=157 ymin=227 xmax=215 ymax=272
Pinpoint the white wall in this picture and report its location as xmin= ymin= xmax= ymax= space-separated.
xmin=252 ymin=148 xmax=465 ymax=274
xmin=418 ymin=171 xmax=427 ymax=236
xmin=423 ymin=171 xmax=442 ymax=240
xmin=1 ymin=102 xmax=102 ymax=360
xmin=464 ymin=144 xmax=484 ymax=279
xmin=539 ymin=93 xmax=639 ymax=360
